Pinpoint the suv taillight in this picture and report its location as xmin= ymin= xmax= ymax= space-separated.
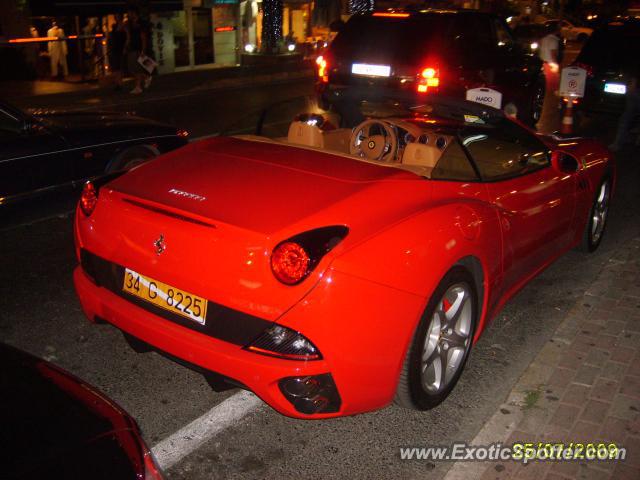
xmin=316 ymin=55 xmax=328 ymax=83
xmin=417 ymin=67 xmax=440 ymax=93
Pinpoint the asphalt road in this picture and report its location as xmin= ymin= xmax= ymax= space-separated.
xmin=1 ymin=74 xmax=639 ymax=479
xmin=15 ymin=74 xmax=315 ymax=138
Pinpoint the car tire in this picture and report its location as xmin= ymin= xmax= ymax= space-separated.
xmin=395 ymin=266 xmax=478 ymax=410
xmin=107 ymin=145 xmax=158 ymax=173
xmin=580 ymin=176 xmax=612 ymax=253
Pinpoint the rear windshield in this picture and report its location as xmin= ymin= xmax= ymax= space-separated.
xmin=577 ymin=27 xmax=640 ymax=72
xmin=330 ymin=14 xmax=460 ymax=65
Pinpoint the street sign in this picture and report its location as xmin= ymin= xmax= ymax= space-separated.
xmin=559 ymin=66 xmax=587 ymax=98
xmin=466 ymin=87 xmax=503 ymax=109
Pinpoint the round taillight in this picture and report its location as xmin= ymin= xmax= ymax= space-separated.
xmin=80 ymin=181 xmax=98 ymax=216
xmin=271 ymin=241 xmax=311 ymax=285
xmin=421 ymin=67 xmax=437 ymax=79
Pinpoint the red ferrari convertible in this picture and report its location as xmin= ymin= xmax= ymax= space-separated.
xmin=73 ymin=94 xmax=614 ymax=418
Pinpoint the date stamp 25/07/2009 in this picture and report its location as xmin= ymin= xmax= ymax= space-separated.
xmin=399 ymin=442 xmax=627 ymax=464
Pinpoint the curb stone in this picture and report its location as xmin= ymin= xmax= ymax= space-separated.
xmin=443 ymin=237 xmax=640 ymax=480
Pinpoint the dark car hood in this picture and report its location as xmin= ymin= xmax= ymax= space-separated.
xmin=34 ymin=110 xmax=177 ymax=146
xmin=0 ymin=344 xmax=138 ymax=478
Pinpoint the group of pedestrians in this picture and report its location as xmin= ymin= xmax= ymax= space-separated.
xmin=107 ymin=7 xmax=155 ymax=94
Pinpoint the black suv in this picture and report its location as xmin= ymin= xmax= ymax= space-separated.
xmin=575 ymin=19 xmax=640 ymax=115
xmin=317 ymin=10 xmax=545 ymax=125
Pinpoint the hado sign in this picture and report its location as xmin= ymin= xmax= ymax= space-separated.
xmin=466 ymin=87 xmax=503 ymax=109
xmin=559 ymin=66 xmax=587 ymax=98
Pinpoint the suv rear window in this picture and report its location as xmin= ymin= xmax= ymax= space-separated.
xmin=330 ymin=14 xmax=494 ymax=65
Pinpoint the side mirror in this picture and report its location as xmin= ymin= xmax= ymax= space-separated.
xmin=552 ymin=151 xmax=579 ymax=173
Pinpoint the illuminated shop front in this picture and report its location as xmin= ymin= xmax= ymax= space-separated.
xmin=240 ymin=0 xmax=340 ymax=54
xmin=151 ymin=0 xmax=240 ymax=73
xmin=9 ymin=1 xmax=240 ymax=78
xmin=4 ymin=0 xmax=341 ymax=79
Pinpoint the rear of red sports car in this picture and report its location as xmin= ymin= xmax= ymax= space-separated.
xmin=73 ymin=137 xmax=435 ymax=418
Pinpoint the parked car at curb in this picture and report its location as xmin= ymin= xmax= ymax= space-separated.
xmin=1 ymin=343 xmax=162 ymax=479
xmin=545 ymin=19 xmax=593 ymax=42
xmin=574 ymin=19 xmax=640 ymax=115
xmin=73 ymin=92 xmax=614 ymax=419
xmin=0 ymin=100 xmax=188 ymax=207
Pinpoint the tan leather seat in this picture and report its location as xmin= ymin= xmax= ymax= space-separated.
xmin=401 ymin=143 xmax=442 ymax=169
xmin=287 ymin=122 xmax=324 ymax=148
xmin=287 ymin=122 xmax=351 ymax=154
xmin=322 ymin=129 xmax=350 ymax=153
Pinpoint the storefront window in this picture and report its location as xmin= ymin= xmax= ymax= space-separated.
xmin=213 ymin=4 xmax=239 ymax=65
xmin=192 ymin=7 xmax=214 ymax=65
xmin=171 ymin=11 xmax=189 ymax=67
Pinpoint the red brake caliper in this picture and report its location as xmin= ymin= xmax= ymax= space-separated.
xmin=442 ymin=298 xmax=452 ymax=314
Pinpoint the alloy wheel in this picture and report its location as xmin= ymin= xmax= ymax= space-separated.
xmin=591 ymin=180 xmax=610 ymax=244
xmin=421 ymin=283 xmax=473 ymax=394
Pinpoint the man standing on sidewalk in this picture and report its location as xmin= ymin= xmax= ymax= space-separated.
xmin=108 ymin=14 xmax=127 ymax=91
xmin=539 ymin=22 xmax=562 ymax=97
xmin=124 ymin=8 xmax=148 ymax=94
xmin=47 ymin=21 xmax=68 ymax=79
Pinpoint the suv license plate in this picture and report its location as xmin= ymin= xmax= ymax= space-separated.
xmin=604 ymin=83 xmax=626 ymax=95
xmin=352 ymin=63 xmax=391 ymax=77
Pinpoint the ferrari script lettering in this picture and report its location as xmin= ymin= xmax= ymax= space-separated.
xmin=168 ymin=188 xmax=206 ymax=202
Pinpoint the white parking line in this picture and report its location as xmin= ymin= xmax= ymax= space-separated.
xmin=151 ymin=390 xmax=262 ymax=471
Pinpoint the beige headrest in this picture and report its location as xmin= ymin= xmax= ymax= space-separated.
xmin=402 ymin=143 xmax=442 ymax=169
xmin=287 ymin=121 xmax=323 ymax=148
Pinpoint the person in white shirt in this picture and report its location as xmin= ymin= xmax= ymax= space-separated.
xmin=47 ymin=21 xmax=68 ymax=78
xmin=539 ymin=23 xmax=561 ymax=96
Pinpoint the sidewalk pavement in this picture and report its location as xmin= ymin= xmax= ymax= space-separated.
xmin=445 ymin=236 xmax=640 ymax=480
xmin=4 ymin=59 xmax=314 ymax=110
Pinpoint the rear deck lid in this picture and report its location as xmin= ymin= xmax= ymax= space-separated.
xmin=109 ymin=136 xmax=419 ymax=234
xmin=82 ymin=137 xmax=428 ymax=322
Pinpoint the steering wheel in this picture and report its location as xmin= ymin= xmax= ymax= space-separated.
xmin=349 ymin=119 xmax=399 ymax=162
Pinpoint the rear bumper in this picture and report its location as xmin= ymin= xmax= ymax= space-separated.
xmin=74 ymin=266 xmax=333 ymax=418
xmin=74 ymin=264 xmax=425 ymax=418
xmin=579 ymin=81 xmax=627 ymax=115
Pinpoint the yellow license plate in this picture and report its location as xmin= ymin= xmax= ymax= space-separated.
xmin=123 ymin=268 xmax=207 ymax=325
